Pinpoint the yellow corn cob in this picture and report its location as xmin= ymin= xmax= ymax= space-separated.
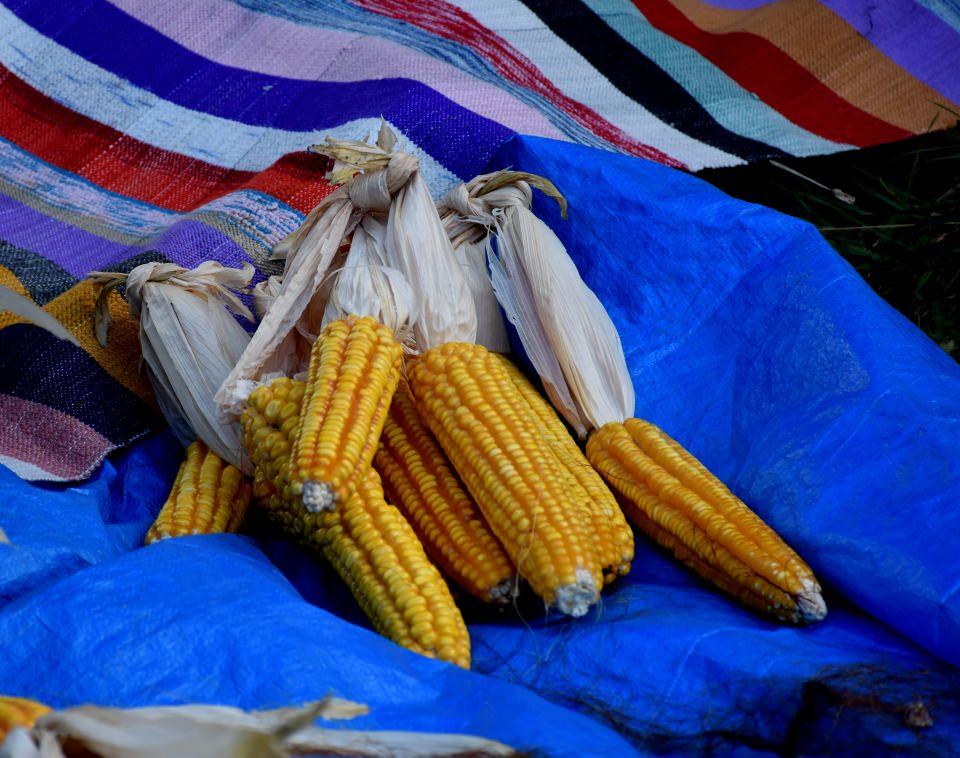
xmin=0 ymin=696 xmax=50 ymax=740
xmin=145 ymin=441 xmax=251 ymax=545
xmin=246 ymin=377 xmax=306 ymax=536
xmin=243 ymin=378 xmax=471 ymax=668
xmin=408 ymin=342 xmax=602 ymax=617
xmin=586 ymin=419 xmax=826 ymax=623
xmin=292 ymin=316 xmax=402 ymax=512
xmin=495 ymin=355 xmax=634 ymax=583
xmin=375 ymin=378 xmax=516 ymax=603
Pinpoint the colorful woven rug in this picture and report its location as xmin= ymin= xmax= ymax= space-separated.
xmin=1 ymin=0 xmax=958 ymax=480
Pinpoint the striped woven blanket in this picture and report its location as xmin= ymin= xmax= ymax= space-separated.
xmin=1 ymin=0 xmax=958 ymax=481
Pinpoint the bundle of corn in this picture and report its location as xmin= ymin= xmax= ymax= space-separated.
xmin=242 ymin=378 xmax=470 ymax=668
xmin=226 ymin=128 xmax=484 ymax=664
xmin=256 ymin=210 xmax=516 ymax=606
xmin=89 ymin=261 xmax=257 ymax=544
xmin=438 ymin=174 xmax=634 ymax=585
xmin=217 ymin=126 xmax=448 ymax=513
xmin=144 ymin=441 xmax=251 ymax=545
xmin=342 ymin=172 xmax=603 ymax=618
xmin=483 ymin=171 xmax=827 ymax=624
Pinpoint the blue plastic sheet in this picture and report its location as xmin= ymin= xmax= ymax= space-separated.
xmin=2 ymin=136 xmax=959 ymax=754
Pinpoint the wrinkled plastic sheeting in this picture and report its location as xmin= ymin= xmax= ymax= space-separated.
xmin=0 ymin=443 xmax=633 ymax=756
xmin=1 ymin=134 xmax=959 ymax=754
xmin=0 ymin=432 xmax=957 ymax=755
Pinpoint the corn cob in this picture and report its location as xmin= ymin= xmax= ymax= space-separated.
xmin=145 ymin=441 xmax=251 ymax=545
xmin=246 ymin=377 xmax=306 ymax=536
xmin=375 ymin=378 xmax=516 ymax=603
xmin=586 ymin=419 xmax=826 ymax=623
xmin=0 ymin=696 xmax=50 ymax=740
xmin=292 ymin=316 xmax=402 ymax=512
xmin=495 ymin=355 xmax=633 ymax=583
xmin=243 ymin=378 xmax=471 ymax=668
xmin=408 ymin=342 xmax=602 ymax=617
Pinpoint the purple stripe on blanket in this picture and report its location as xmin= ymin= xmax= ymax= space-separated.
xmin=0 ymin=194 xmax=251 ymax=278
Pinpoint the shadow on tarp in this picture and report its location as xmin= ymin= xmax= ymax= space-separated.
xmin=2 ymin=133 xmax=959 ymax=754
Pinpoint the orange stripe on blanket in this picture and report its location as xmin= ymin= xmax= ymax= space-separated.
xmin=0 ymin=277 xmax=154 ymax=404
xmin=667 ymin=0 xmax=958 ymax=135
xmin=0 ymin=265 xmax=29 ymax=300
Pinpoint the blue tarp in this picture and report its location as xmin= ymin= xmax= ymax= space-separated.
xmin=1 ymin=136 xmax=958 ymax=755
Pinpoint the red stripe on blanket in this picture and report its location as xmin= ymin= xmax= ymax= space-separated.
xmin=352 ymin=0 xmax=685 ymax=168
xmin=632 ymin=1 xmax=910 ymax=147
xmin=0 ymin=393 xmax=114 ymax=481
xmin=0 ymin=68 xmax=334 ymax=213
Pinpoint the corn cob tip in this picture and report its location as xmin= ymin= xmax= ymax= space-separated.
xmin=796 ymin=580 xmax=827 ymax=623
xmin=301 ymin=481 xmax=336 ymax=513
xmin=489 ymin=577 xmax=518 ymax=605
xmin=554 ymin=568 xmax=599 ymax=618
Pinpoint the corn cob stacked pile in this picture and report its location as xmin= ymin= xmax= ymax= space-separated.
xmin=145 ymin=321 xmax=825 ymax=665
xmin=138 ymin=154 xmax=826 ymax=670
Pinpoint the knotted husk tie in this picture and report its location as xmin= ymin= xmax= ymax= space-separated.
xmin=90 ymin=261 xmax=254 ymax=469
xmin=437 ymin=170 xmax=625 ymax=437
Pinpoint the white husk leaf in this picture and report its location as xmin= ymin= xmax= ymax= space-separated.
xmin=456 ymin=239 xmax=509 ymax=353
xmin=436 ymin=172 xmax=547 ymax=354
xmin=141 ymin=289 xmax=251 ymax=466
xmin=90 ymin=261 xmax=254 ymax=469
xmin=252 ymin=275 xmax=282 ymax=319
xmin=10 ymin=700 xmax=515 ymax=758
xmin=490 ymin=205 xmax=634 ymax=434
xmin=383 ymin=170 xmax=476 ymax=351
xmin=0 ymin=285 xmax=79 ymax=346
xmin=322 ymin=217 xmax=415 ymax=335
xmin=215 ymin=196 xmax=354 ymax=418
xmin=487 ymin=231 xmax=585 ymax=438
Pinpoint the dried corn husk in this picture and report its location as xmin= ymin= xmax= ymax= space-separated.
xmin=379 ymin=157 xmax=475 ymax=352
xmin=436 ymin=179 xmax=514 ymax=353
xmin=216 ymin=123 xmax=460 ymax=416
xmin=0 ymin=285 xmax=80 ymax=346
xmin=215 ymin=194 xmax=354 ymax=418
xmin=441 ymin=172 xmax=573 ymax=419
xmin=7 ymin=699 xmax=516 ymax=758
xmin=321 ymin=216 xmax=415 ymax=337
xmin=90 ymin=261 xmax=254 ymax=469
xmin=252 ymin=275 xmax=282 ymax=320
xmin=478 ymin=171 xmax=634 ymax=436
